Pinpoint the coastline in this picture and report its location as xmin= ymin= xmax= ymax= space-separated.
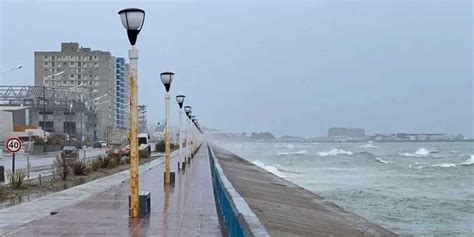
xmin=210 ymin=144 xmax=397 ymax=236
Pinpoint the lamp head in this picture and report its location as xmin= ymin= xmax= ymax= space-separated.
xmin=176 ymin=95 xmax=185 ymax=108
xmin=160 ymin=72 xmax=174 ymax=92
xmin=118 ymin=8 xmax=145 ymax=46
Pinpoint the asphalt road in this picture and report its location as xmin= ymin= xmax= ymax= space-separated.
xmin=0 ymin=147 xmax=106 ymax=183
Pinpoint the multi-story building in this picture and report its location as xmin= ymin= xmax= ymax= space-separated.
xmin=33 ymin=42 xmax=127 ymax=141
xmin=114 ymin=57 xmax=129 ymax=129
xmin=138 ymin=105 xmax=147 ymax=133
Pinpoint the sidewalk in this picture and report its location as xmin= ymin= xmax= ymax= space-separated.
xmin=1 ymin=146 xmax=222 ymax=236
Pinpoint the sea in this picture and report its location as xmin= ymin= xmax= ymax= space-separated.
xmin=212 ymin=141 xmax=473 ymax=237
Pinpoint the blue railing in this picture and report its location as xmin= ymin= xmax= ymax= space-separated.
xmin=207 ymin=145 xmax=269 ymax=237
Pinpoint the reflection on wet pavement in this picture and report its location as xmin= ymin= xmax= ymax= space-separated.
xmin=9 ymin=146 xmax=222 ymax=236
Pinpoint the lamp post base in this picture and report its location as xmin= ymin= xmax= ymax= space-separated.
xmin=128 ymin=191 xmax=151 ymax=218
xmin=178 ymin=162 xmax=186 ymax=171
xmin=163 ymin=171 xmax=175 ymax=186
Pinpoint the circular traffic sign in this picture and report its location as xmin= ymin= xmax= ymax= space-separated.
xmin=6 ymin=137 xmax=22 ymax=153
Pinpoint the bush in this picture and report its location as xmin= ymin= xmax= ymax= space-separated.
xmin=140 ymin=149 xmax=151 ymax=159
xmin=7 ymin=169 xmax=27 ymax=189
xmin=89 ymin=156 xmax=103 ymax=172
xmin=154 ymin=140 xmax=176 ymax=152
xmin=71 ymin=159 xmax=87 ymax=176
xmin=33 ymin=137 xmax=45 ymax=145
xmin=53 ymin=155 xmax=71 ymax=181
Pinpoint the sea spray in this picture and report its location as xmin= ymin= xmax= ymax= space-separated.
xmin=461 ymin=155 xmax=474 ymax=166
xmin=317 ymin=149 xmax=353 ymax=157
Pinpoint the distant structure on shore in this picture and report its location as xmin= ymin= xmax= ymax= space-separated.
xmin=205 ymin=126 xmax=467 ymax=143
xmin=328 ymin=127 xmax=366 ymax=141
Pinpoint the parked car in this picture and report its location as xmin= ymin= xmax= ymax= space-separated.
xmin=61 ymin=146 xmax=79 ymax=160
xmin=93 ymin=142 xmax=103 ymax=148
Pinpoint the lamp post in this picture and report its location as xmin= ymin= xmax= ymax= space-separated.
xmin=160 ymin=72 xmax=174 ymax=185
xmin=41 ymin=71 xmax=64 ymax=142
xmin=176 ymin=95 xmax=185 ymax=170
xmin=65 ymin=83 xmax=84 ymax=142
xmin=190 ymin=115 xmax=196 ymax=156
xmin=118 ymin=7 xmax=145 ymax=218
xmin=184 ymin=106 xmax=191 ymax=162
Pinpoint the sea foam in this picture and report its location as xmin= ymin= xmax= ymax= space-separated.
xmin=401 ymin=148 xmax=437 ymax=157
xmin=375 ymin=157 xmax=388 ymax=164
xmin=253 ymin=160 xmax=285 ymax=177
xmin=432 ymin=163 xmax=457 ymax=168
xmin=277 ymin=150 xmax=308 ymax=156
xmin=316 ymin=149 xmax=353 ymax=157
xmin=359 ymin=142 xmax=378 ymax=148
xmin=461 ymin=155 xmax=474 ymax=166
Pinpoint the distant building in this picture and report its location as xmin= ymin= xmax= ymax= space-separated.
xmin=328 ymin=127 xmax=365 ymax=138
xmin=114 ymin=58 xmax=129 ymax=128
xmin=34 ymin=42 xmax=129 ymax=140
xmin=138 ymin=105 xmax=147 ymax=133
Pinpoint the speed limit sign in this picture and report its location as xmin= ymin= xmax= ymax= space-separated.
xmin=6 ymin=137 xmax=22 ymax=153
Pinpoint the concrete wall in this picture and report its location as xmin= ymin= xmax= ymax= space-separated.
xmin=207 ymin=145 xmax=269 ymax=237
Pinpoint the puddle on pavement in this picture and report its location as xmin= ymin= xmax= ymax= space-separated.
xmin=0 ymin=177 xmax=88 ymax=209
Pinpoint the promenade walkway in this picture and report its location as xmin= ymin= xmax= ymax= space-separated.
xmin=1 ymin=146 xmax=222 ymax=237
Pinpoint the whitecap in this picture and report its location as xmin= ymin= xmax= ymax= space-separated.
xmin=252 ymin=160 xmax=286 ymax=177
xmin=277 ymin=150 xmax=308 ymax=156
xmin=401 ymin=148 xmax=437 ymax=157
xmin=375 ymin=157 xmax=388 ymax=164
xmin=359 ymin=142 xmax=378 ymax=148
xmin=274 ymin=144 xmax=295 ymax=150
xmin=432 ymin=163 xmax=456 ymax=168
xmin=316 ymin=149 xmax=353 ymax=157
xmin=461 ymin=155 xmax=474 ymax=166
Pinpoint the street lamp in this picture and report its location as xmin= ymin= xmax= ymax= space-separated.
xmin=118 ymin=7 xmax=145 ymax=218
xmin=64 ymin=83 xmax=84 ymax=141
xmin=1 ymin=64 xmax=22 ymax=75
xmin=183 ymin=106 xmax=191 ymax=162
xmin=190 ymin=115 xmax=196 ymax=156
xmin=175 ymin=95 xmax=185 ymax=171
xmin=160 ymin=72 xmax=174 ymax=185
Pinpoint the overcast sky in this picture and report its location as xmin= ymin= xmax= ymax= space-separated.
xmin=1 ymin=0 xmax=472 ymax=137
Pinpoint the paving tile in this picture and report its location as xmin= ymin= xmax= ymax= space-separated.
xmin=2 ymin=146 xmax=222 ymax=236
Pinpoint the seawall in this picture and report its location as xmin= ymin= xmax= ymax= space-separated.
xmin=208 ymin=144 xmax=397 ymax=237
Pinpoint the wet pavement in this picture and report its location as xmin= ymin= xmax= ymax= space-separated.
xmin=2 ymin=146 xmax=222 ymax=236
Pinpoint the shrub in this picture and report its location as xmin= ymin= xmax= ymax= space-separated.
xmin=33 ymin=137 xmax=45 ymax=145
xmin=53 ymin=155 xmax=71 ymax=181
xmin=7 ymin=169 xmax=27 ymax=189
xmin=101 ymin=155 xmax=112 ymax=169
xmin=154 ymin=140 xmax=176 ymax=152
xmin=155 ymin=140 xmax=165 ymax=152
xmin=140 ymin=149 xmax=151 ymax=159
xmin=71 ymin=160 xmax=87 ymax=176
xmin=89 ymin=157 xmax=103 ymax=172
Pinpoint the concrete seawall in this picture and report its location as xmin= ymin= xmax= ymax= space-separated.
xmin=209 ymin=145 xmax=398 ymax=237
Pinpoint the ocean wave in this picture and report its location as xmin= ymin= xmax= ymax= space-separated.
xmin=400 ymin=148 xmax=437 ymax=157
xmin=461 ymin=155 xmax=474 ymax=166
xmin=276 ymin=165 xmax=302 ymax=175
xmin=277 ymin=150 xmax=308 ymax=156
xmin=432 ymin=163 xmax=457 ymax=168
xmin=274 ymin=144 xmax=295 ymax=150
xmin=253 ymin=160 xmax=286 ymax=177
xmin=375 ymin=157 xmax=388 ymax=164
xmin=316 ymin=149 xmax=353 ymax=157
xmin=359 ymin=142 xmax=378 ymax=148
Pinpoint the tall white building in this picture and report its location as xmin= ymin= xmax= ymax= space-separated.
xmin=34 ymin=42 xmax=129 ymax=140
